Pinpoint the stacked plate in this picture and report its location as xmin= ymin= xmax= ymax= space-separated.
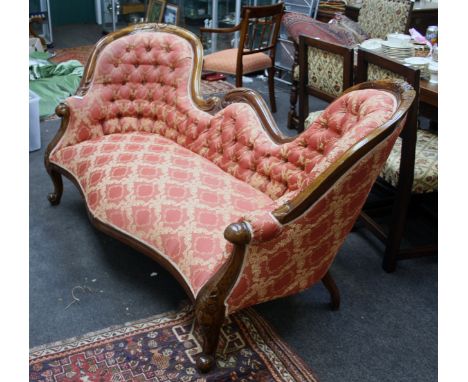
xmin=404 ymin=57 xmax=432 ymax=79
xmin=381 ymin=41 xmax=414 ymax=60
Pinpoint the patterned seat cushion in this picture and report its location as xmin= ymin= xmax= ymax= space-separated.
xmin=380 ymin=129 xmax=438 ymax=193
xmin=50 ymin=132 xmax=275 ymax=297
xmin=203 ymin=48 xmax=272 ymax=75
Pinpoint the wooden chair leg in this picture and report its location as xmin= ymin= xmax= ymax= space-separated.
xmin=235 ymin=71 xmax=243 ymax=88
xmin=46 ymin=169 xmax=63 ymax=206
xmin=322 ymin=271 xmax=340 ymax=310
xmin=382 ymin=121 xmax=417 ymax=272
xmin=287 ymin=45 xmax=299 ymax=130
xmin=382 ymin=186 xmax=412 ymax=273
xmin=267 ymin=67 xmax=277 ymax=113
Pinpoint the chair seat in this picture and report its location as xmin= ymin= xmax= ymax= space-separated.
xmin=203 ymin=48 xmax=272 ymax=75
xmin=305 ymin=110 xmax=324 ymax=129
xmin=50 ymin=132 xmax=274 ymax=296
xmin=380 ymin=129 xmax=438 ymax=193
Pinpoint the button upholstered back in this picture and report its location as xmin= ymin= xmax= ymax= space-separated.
xmin=54 ymin=29 xmax=396 ymax=202
xmin=191 ymin=89 xmax=397 ymax=200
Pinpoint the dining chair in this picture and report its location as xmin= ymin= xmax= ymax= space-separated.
xmin=287 ymin=0 xmax=413 ymax=130
xmin=358 ymin=0 xmax=414 ymax=40
xmin=356 ymin=48 xmax=438 ymax=272
xmin=200 ymin=2 xmax=285 ymax=112
xmin=297 ymin=34 xmax=354 ymax=133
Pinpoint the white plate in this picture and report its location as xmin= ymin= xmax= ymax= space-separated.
xmin=404 ymin=57 xmax=431 ymax=65
xmin=382 ymin=41 xmax=414 ymax=49
xmin=360 ymin=38 xmax=385 ymax=50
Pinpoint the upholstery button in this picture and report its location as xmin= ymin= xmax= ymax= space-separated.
xmin=114 ymin=63 xmax=118 ymax=68
xmin=134 ymin=63 xmax=139 ymax=68
xmin=146 ymin=46 xmax=151 ymax=52
xmin=126 ymin=46 xmax=131 ymax=52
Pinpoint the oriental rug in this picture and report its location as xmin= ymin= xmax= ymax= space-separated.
xmin=29 ymin=306 xmax=318 ymax=381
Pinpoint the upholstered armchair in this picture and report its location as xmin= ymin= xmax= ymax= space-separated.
xmin=356 ymin=48 xmax=437 ymax=272
xmin=285 ymin=0 xmax=414 ymax=130
xmin=297 ymin=34 xmax=354 ymax=132
xmin=45 ymin=23 xmax=415 ymax=372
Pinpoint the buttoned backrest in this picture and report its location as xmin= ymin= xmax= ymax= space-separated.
xmin=85 ymin=32 xmax=212 ymax=148
xmin=191 ymin=88 xmax=397 ymax=200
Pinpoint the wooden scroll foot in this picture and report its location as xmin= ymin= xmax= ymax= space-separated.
xmin=322 ymin=271 xmax=340 ymax=311
xmin=47 ymin=170 xmax=63 ymax=206
xmin=196 ymin=354 xmax=215 ymax=373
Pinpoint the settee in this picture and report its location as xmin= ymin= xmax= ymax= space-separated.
xmin=45 ymin=24 xmax=414 ymax=372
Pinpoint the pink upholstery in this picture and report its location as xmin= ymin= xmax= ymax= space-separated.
xmin=50 ymin=30 xmax=402 ymax=306
xmin=227 ymin=123 xmax=402 ymax=312
xmin=53 ymin=32 xmax=212 ymax=151
xmin=51 ymin=132 xmax=275 ymax=295
xmin=203 ymin=48 xmax=272 ymax=75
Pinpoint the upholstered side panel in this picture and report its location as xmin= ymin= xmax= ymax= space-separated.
xmin=226 ymin=116 xmax=405 ymax=313
xmin=51 ymin=31 xmax=212 ymax=154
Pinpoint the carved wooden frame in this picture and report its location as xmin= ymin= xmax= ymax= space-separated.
xmin=44 ymin=23 xmax=415 ymax=373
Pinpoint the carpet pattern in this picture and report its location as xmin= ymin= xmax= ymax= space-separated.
xmin=29 ymin=306 xmax=318 ymax=382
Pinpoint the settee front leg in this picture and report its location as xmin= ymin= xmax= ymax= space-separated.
xmin=194 ymin=222 xmax=251 ymax=373
xmin=46 ymin=169 xmax=63 ymax=206
xmin=44 ymin=103 xmax=71 ymax=206
xmin=194 ymin=292 xmax=226 ymax=372
xmin=322 ymin=270 xmax=340 ymax=311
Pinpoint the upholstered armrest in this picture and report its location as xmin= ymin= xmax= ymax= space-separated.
xmin=240 ymin=207 xmax=283 ymax=243
xmin=52 ymin=93 xmax=107 ymax=153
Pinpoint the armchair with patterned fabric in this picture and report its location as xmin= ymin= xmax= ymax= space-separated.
xmin=297 ymin=34 xmax=354 ymax=132
xmin=44 ymin=23 xmax=415 ymax=372
xmin=356 ymin=48 xmax=437 ymax=272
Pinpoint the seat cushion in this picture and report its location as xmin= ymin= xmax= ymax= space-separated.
xmin=380 ymin=129 xmax=438 ymax=193
xmin=50 ymin=132 xmax=274 ymax=296
xmin=305 ymin=110 xmax=324 ymax=129
xmin=203 ymin=48 xmax=272 ymax=75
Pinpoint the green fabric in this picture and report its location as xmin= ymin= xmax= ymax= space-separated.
xmin=29 ymin=55 xmax=84 ymax=118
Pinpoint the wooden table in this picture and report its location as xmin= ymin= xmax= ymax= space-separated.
xmin=420 ymin=79 xmax=437 ymax=108
xmin=345 ymin=0 xmax=438 ymax=35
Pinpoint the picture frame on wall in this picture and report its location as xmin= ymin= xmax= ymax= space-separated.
xmin=163 ymin=3 xmax=179 ymax=25
xmin=146 ymin=0 xmax=166 ymax=23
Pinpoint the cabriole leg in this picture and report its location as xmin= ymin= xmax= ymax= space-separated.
xmin=47 ymin=169 xmax=63 ymax=206
xmin=322 ymin=271 xmax=340 ymax=311
xmin=194 ymin=294 xmax=225 ymax=373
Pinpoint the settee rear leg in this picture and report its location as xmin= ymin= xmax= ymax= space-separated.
xmin=47 ymin=169 xmax=63 ymax=206
xmin=322 ymin=271 xmax=340 ymax=311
